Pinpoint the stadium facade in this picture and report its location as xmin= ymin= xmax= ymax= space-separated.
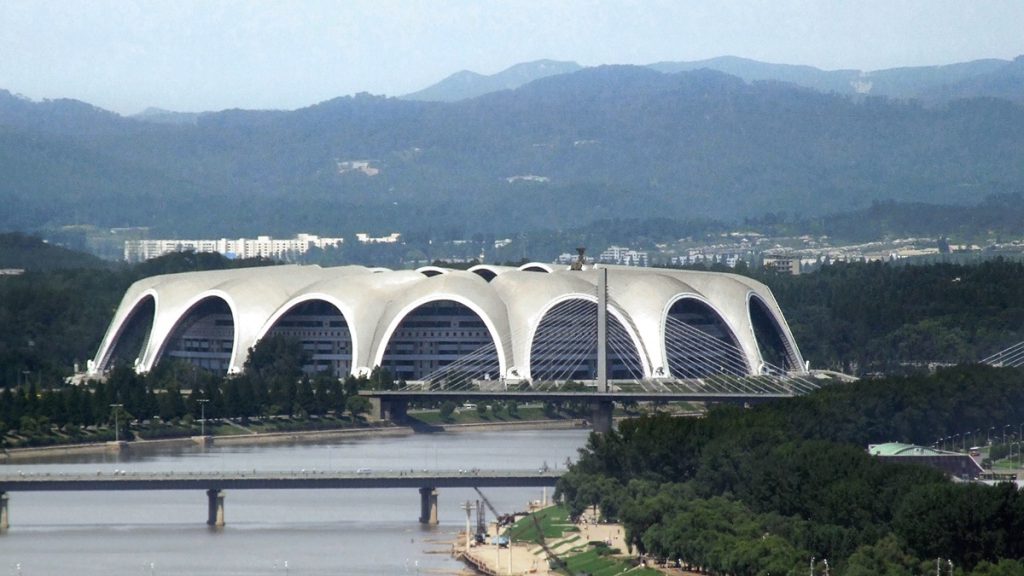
xmin=88 ymin=263 xmax=806 ymax=383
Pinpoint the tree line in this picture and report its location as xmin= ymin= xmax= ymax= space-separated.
xmin=557 ymin=364 xmax=1024 ymax=575
xmin=1 ymin=334 xmax=386 ymax=446
xmin=762 ymin=258 xmax=1024 ymax=375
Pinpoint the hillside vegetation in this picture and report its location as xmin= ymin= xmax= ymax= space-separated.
xmin=2 ymin=63 xmax=1023 ymax=238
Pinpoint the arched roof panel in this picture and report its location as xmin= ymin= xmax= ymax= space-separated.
xmin=371 ymin=271 xmax=511 ymax=378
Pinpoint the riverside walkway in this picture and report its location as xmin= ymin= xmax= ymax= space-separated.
xmin=0 ymin=469 xmax=562 ymax=530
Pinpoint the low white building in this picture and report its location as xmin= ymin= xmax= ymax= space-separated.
xmin=124 ymin=233 xmax=344 ymax=263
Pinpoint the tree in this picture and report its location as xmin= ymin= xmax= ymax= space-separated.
xmin=440 ymin=401 xmax=457 ymax=422
xmin=345 ymin=396 xmax=371 ymax=420
xmin=244 ymin=334 xmax=308 ymax=383
xmin=844 ymin=534 xmax=920 ymax=576
xmin=295 ymin=375 xmax=316 ymax=416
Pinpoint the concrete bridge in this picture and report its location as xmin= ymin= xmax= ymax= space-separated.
xmin=0 ymin=469 xmax=561 ymax=531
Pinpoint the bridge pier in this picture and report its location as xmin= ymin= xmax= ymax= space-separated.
xmin=206 ymin=489 xmax=225 ymax=527
xmin=590 ymin=400 xmax=613 ymax=434
xmin=0 ymin=492 xmax=8 ymax=532
xmin=369 ymin=397 xmax=408 ymax=423
xmin=419 ymin=486 xmax=438 ymax=525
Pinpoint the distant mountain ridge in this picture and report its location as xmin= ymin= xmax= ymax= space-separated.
xmin=405 ymin=55 xmax=1024 ymax=105
xmin=1 ymin=60 xmax=1023 ymax=239
xmin=131 ymin=107 xmax=202 ymax=125
xmin=402 ymin=59 xmax=583 ymax=102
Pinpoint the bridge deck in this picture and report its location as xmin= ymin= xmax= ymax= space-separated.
xmin=361 ymin=390 xmax=793 ymax=402
xmin=0 ymin=470 xmax=562 ymax=492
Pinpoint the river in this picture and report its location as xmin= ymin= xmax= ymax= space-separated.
xmin=0 ymin=428 xmax=590 ymax=575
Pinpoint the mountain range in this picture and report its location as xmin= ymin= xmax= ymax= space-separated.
xmin=1 ymin=55 xmax=1023 ymax=239
xmin=406 ymin=55 xmax=1024 ymax=105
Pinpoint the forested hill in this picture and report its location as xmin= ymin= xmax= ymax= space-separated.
xmin=0 ymin=232 xmax=109 ymax=271
xmin=2 ymin=66 xmax=1024 ymax=237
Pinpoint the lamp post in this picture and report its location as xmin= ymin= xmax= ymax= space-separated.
xmin=1019 ymin=423 xmax=1024 ymax=466
xmin=197 ymin=399 xmax=210 ymax=437
xmin=461 ymin=500 xmax=475 ymax=551
xmin=110 ymin=403 xmax=123 ymax=443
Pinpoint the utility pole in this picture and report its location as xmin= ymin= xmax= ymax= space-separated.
xmin=461 ymin=500 xmax=475 ymax=551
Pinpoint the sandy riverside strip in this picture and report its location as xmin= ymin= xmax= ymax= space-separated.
xmin=457 ymin=508 xmax=638 ymax=576
xmin=0 ymin=418 xmax=588 ymax=461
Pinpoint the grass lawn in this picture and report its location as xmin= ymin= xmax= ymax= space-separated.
xmin=505 ymin=504 xmax=578 ymax=543
xmin=506 ymin=505 xmax=662 ymax=576
xmin=558 ymin=548 xmax=661 ymax=576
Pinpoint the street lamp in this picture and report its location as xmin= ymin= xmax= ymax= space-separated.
xmin=197 ymin=399 xmax=210 ymax=437
xmin=1018 ymin=423 xmax=1024 ymax=466
xmin=110 ymin=403 xmax=123 ymax=443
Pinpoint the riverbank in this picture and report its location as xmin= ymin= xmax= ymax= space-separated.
xmin=456 ymin=504 xmax=664 ymax=576
xmin=0 ymin=417 xmax=588 ymax=462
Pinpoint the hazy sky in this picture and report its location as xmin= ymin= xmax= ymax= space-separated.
xmin=2 ymin=0 xmax=1023 ymax=115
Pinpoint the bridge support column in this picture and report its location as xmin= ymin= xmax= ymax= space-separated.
xmin=0 ymin=492 xmax=8 ymax=532
xmin=207 ymin=489 xmax=225 ymax=527
xmin=590 ymin=400 xmax=613 ymax=434
xmin=369 ymin=397 xmax=408 ymax=423
xmin=419 ymin=486 xmax=438 ymax=525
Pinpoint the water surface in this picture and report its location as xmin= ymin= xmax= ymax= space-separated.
xmin=0 ymin=429 xmax=589 ymax=575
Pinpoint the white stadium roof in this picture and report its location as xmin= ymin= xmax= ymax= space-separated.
xmin=89 ymin=263 xmax=805 ymax=382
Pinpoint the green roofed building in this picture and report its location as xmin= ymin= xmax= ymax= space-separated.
xmin=868 ymin=442 xmax=984 ymax=479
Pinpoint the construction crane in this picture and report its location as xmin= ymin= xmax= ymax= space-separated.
xmin=474 ymin=487 xmax=512 ymax=527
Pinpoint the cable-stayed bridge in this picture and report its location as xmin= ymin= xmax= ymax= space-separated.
xmin=362 ymin=271 xmax=840 ymax=432
xmin=982 ymin=341 xmax=1024 ymax=368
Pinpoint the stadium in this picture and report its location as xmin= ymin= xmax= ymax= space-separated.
xmin=88 ymin=263 xmax=806 ymax=387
